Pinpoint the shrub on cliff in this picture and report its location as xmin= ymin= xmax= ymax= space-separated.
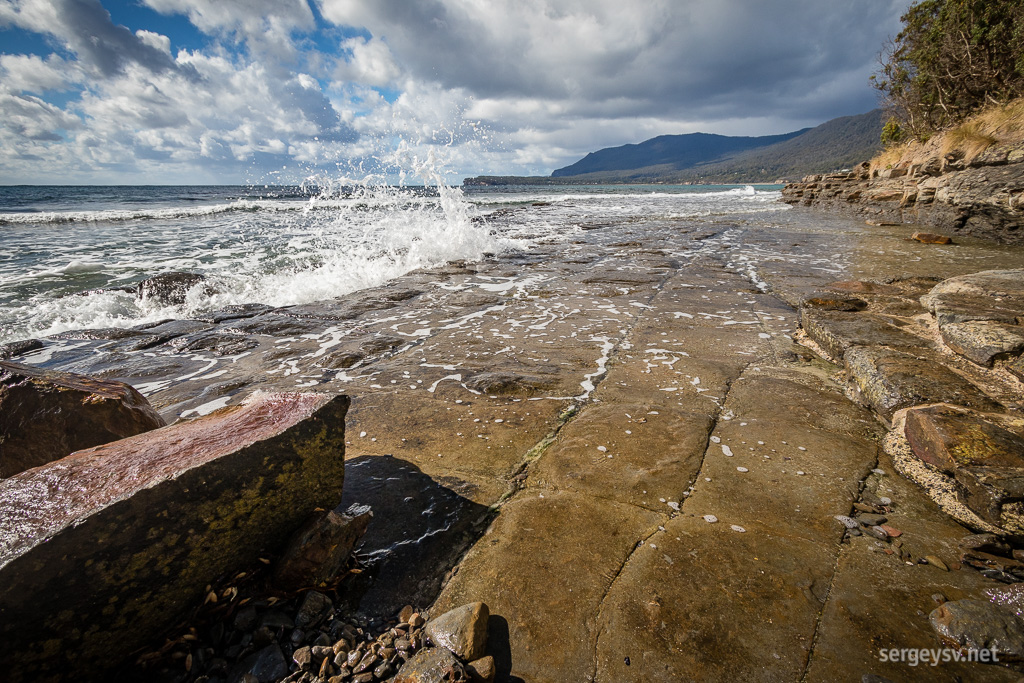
xmin=872 ymin=0 xmax=1024 ymax=139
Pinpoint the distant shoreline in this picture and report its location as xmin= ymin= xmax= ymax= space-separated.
xmin=461 ymin=176 xmax=787 ymax=187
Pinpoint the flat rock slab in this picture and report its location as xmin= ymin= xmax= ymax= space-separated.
xmin=904 ymin=404 xmax=1024 ymax=474
xmin=804 ymin=453 xmax=1020 ymax=682
xmin=844 ymin=347 xmax=1001 ymax=424
xmin=939 ymin=321 xmax=1024 ymax=367
xmin=0 ymin=391 xmax=349 ymax=682
xmin=0 ymin=360 xmax=166 ymax=477
xmin=800 ymin=309 xmax=925 ymax=362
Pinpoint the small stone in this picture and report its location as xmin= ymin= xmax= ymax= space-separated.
xmin=834 ymin=515 xmax=858 ymax=529
xmin=399 ymin=605 xmax=415 ymax=625
xmin=409 ymin=614 xmax=425 ymax=629
xmin=911 ymin=232 xmax=952 ymax=244
xmin=293 ymin=646 xmax=313 ymax=670
xmin=394 ymin=647 xmax=469 ymax=683
xmin=857 ymin=513 xmax=887 ymax=526
xmin=736 ymin=467 xmax=748 ymax=473
xmin=865 ymin=525 xmax=889 ymax=540
xmin=354 ymin=651 xmax=379 ymax=674
xmin=703 ymin=515 xmax=719 ymax=524
xmin=424 ymin=602 xmax=489 ymax=662
xmin=925 ymin=555 xmax=949 ymax=571
xmin=880 ymin=524 xmax=902 ymax=538
xmin=730 ymin=525 xmax=746 ymax=533
xmin=466 ymin=655 xmax=496 ymax=683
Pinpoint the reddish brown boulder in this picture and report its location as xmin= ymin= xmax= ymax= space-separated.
xmin=911 ymin=232 xmax=953 ymax=244
xmin=904 ymin=404 xmax=1024 ymax=474
xmin=0 ymin=360 xmax=166 ymax=477
xmin=0 ymin=391 xmax=348 ymax=683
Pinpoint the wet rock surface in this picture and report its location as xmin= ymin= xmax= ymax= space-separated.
xmin=0 ymin=360 xmax=165 ymax=477
xmin=4 ymin=209 xmax=1024 ymax=681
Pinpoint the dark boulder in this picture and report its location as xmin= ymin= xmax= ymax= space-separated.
xmin=0 ymin=391 xmax=349 ymax=682
xmin=0 ymin=360 xmax=165 ymax=477
xmin=137 ymin=271 xmax=206 ymax=306
xmin=273 ymin=504 xmax=372 ymax=591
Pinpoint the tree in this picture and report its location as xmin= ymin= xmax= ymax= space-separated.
xmin=872 ymin=0 xmax=1024 ymax=139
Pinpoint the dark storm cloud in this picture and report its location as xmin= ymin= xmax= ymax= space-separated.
xmin=320 ymin=0 xmax=906 ymax=123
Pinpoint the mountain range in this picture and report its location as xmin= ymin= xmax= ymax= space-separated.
xmin=464 ymin=109 xmax=884 ymax=185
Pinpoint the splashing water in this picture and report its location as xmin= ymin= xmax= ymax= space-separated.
xmin=0 ymin=161 xmax=509 ymax=343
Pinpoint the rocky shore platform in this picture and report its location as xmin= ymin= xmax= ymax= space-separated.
xmin=2 ymin=207 xmax=1024 ymax=682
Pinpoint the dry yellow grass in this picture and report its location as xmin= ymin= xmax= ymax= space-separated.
xmin=870 ymin=97 xmax=1024 ymax=170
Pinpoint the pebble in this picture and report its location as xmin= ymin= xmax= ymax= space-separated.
xmin=796 ymin=471 xmax=805 ymax=476
xmin=722 ymin=445 xmax=733 ymax=456
xmin=730 ymin=525 xmax=746 ymax=533
xmin=703 ymin=514 xmax=719 ymax=523
xmin=925 ymin=555 xmax=949 ymax=571
xmin=667 ymin=501 xmax=680 ymax=511
xmin=834 ymin=515 xmax=859 ymax=530
xmin=865 ymin=525 xmax=889 ymax=540
xmin=597 ymin=445 xmax=607 ymax=452
xmin=858 ymin=513 xmax=887 ymax=526
xmin=736 ymin=467 xmax=748 ymax=472
xmin=879 ymin=496 xmax=892 ymax=506
xmin=711 ymin=436 xmax=721 ymax=443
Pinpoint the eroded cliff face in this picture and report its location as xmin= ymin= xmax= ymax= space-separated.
xmin=781 ymin=142 xmax=1024 ymax=244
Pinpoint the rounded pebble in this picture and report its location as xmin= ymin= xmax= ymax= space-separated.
xmin=730 ymin=525 xmax=746 ymax=533
xmin=703 ymin=514 xmax=718 ymax=523
xmin=736 ymin=467 xmax=748 ymax=473
xmin=597 ymin=445 xmax=607 ymax=452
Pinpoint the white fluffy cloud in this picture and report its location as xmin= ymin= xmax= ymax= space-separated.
xmin=0 ymin=0 xmax=908 ymax=183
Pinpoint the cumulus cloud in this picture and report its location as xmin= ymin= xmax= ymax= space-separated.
xmin=0 ymin=0 xmax=186 ymax=77
xmin=0 ymin=0 xmax=908 ymax=182
xmin=142 ymin=0 xmax=316 ymax=62
xmin=317 ymin=0 xmax=903 ymax=124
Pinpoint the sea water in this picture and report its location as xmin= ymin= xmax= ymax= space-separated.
xmin=0 ymin=182 xmax=785 ymax=345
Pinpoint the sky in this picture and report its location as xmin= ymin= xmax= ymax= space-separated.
xmin=0 ymin=0 xmax=908 ymax=185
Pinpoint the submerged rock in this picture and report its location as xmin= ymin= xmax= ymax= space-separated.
xmin=137 ymin=271 xmax=207 ymax=306
xmin=930 ymin=599 xmax=1024 ymax=661
xmin=0 ymin=360 xmax=165 ymax=477
xmin=0 ymin=390 xmax=349 ymax=682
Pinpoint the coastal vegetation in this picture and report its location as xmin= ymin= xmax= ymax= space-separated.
xmin=872 ymin=0 xmax=1024 ymax=140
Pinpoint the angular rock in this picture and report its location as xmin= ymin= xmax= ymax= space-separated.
xmin=274 ymin=504 xmax=372 ymax=591
xmin=955 ymin=467 xmax=1024 ymax=532
xmin=801 ymin=292 xmax=868 ymax=311
xmin=904 ymin=404 xmax=1024 ymax=473
xmin=295 ymin=591 xmax=334 ymax=630
xmin=424 ymin=602 xmax=489 ymax=662
xmin=912 ymin=232 xmax=953 ymax=244
xmin=844 ymin=347 xmax=1000 ymax=423
xmin=466 ymin=656 xmax=495 ymax=683
xmin=394 ymin=647 xmax=470 ymax=683
xmin=0 ymin=339 xmax=43 ymax=360
xmin=801 ymin=310 xmax=923 ymax=361
xmin=137 ymin=271 xmax=206 ymax=306
xmin=930 ymin=600 xmax=1024 ymax=661
xmin=0 ymin=360 xmax=166 ymax=477
xmin=939 ymin=321 xmax=1024 ymax=367
xmin=0 ymin=391 xmax=349 ymax=682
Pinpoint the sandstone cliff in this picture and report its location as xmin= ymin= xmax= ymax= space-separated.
xmin=781 ymin=103 xmax=1024 ymax=244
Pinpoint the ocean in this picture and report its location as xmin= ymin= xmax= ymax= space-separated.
xmin=0 ymin=182 xmax=786 ymax=345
